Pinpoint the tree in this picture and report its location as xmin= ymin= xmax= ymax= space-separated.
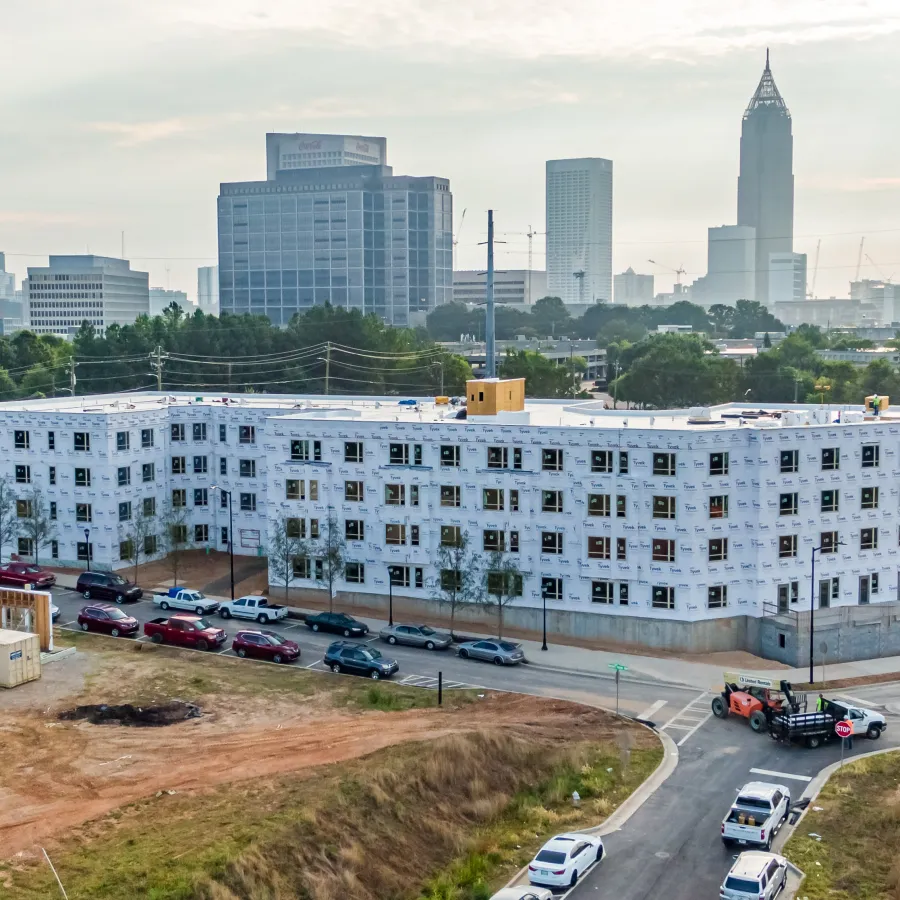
xmin=729 ymin=299 xmax=785 ymax=338
xmin=19 ymin=486 xmax=56 ymax=567
xmin=530 ymin=296 xmax=571 ymax=337
xmin=0 ymin=476 xmax=17 ymax=563
xmin=499 ymin=349 xmax=572 ymax=398
xmin=708 ymin=304 xmax=736 ymax=335
xmin=430 ymin=531 xmax=484 ymax=638
xmin=794 ymin=323 xmax=827 ymax=348
xmin=425 ymin=302 xmax=477 ymax=342
xmin=118 ymin=503 xmax=157 ymax=587
xmin=655 ymin=300 xmax=711 ymax=333
xmin=762 ymin=332 xmax=772 ymax=348
xmin=484 ymin=551 xmax=524 ymax=640
xmin=861 ymin=359 xmax=900 ymax=400
xmin=595 ymin=318 xmax=646 ymax=348
xmin=313 ymin=512 xmax=345 ymax=612
xmin=269 ymin=511 xmax=307 ymax=602
xmin=160 ymin=501 xmax=190 ymax=587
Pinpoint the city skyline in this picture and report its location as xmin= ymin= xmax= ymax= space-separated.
xmin=1 ymin=5 xmax=899 ymax=303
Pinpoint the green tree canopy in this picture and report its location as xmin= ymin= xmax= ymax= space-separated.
xmin=499 ymin=349 xmax=574 ymax=398
xmin=729 ymin=300 xmax=785 ymax=338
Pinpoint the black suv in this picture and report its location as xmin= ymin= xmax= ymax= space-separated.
xmin=76 ymin=571 xmax=143 ymax=604
xmin=324 ymin=641 xmax=398 ymax=680
xmin=305 ymin=611 xmax=369 ymax=637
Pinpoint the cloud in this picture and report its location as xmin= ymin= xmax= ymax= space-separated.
xmin=89 ymin=118 xmax=193 ymax=147
xmin=0 ymin=211 xmax=92 ymax=225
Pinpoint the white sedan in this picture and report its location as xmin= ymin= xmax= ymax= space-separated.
xmin=527 ymin=833 xmax=605 ymax=889
xmin=490 ymin=889 xmax=553 ymax=900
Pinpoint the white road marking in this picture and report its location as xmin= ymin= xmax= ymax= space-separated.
xmin=61 ymin=620 xmax=78 ymax=628
xmin=834 ymin=693 xmax=879 ymax=708
xmin=305 ymin=659 xmax=324 ymax=669
xmin=217 ymin=648 xmax=231 ymax=655
xmin=749 ymin=768 xmax=812 ymax=783
xmin=661 ymin=690 xmax=713 ymax=747
xmin=365 ymin=636 xmax=379 ymax=644
xmin=635 ymin=699 xmax=667 ymax=721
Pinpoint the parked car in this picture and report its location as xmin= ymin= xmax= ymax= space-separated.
xmin=324 ymin=640 xmax=398 ymax=679
xmin=490 ymin=890 xmax=552 ymax=900
xmin=77 ymin=571 xmax=143 ymax=604
xmin=232 ymin=630 xmax=300 ymax=664
xmin=457 ymin=639 xmax=525 ymax=666
xmin=77 ymin=604 xmax=140 ymax=637
xmin=305 ymin=611 xmax=369 ymax=637
xmin=720 ymin=851 xmax=788 ymax=900
xmin=154 ymin=587 xmax=219 ymax=616
xmin=722 ymin=782 xmax=791 ymax=850
xmin=527 ymin=833 xmax=604 ymax=889
xmin=143 ymin=615 xmax=227 ymax=650
xmin=379 ymin=623 xmax=452 ymax=650
xmin=0 ymin=562 xmax=56 ymax=589
xmin=218 ymin=595 xmax=288 ymax=624
xmin=51 ymin=601 xmax=60 ymax=623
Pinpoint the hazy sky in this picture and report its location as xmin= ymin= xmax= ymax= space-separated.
xmin=1 ymin=0 xmax=899 ymax=300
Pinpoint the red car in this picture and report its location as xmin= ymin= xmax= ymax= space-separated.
xmin=77 ymin=604 xmax=140 ymax=637
xmin=0 ymin=562 xmax=56 ymax=589
xmin=232 ymin=630 xmax=300 ymax=664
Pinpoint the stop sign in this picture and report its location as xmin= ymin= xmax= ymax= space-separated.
xmin=835 ymin=720 xmax=853 ymax=739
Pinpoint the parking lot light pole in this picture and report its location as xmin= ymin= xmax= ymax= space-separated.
xmin=212 ymin=486 xmax=235 ymax=602
xmin=84 ymin=527 xmax=91 ymax=571
xmin=387 ymin=565 xmax=394 ymax=626
xmin=541 ymin=584 xmax=548 ymax=651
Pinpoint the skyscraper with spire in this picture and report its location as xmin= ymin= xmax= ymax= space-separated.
xmin=737 ymin=50 xmax=794 ymax=307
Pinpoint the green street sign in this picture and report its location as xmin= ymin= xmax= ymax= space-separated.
xmin=608 ymin=663 xmax=627 ymax=672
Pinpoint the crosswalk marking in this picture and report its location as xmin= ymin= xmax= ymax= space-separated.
xmin=749 ymin=767 xmax=812 ymax=783
xmin=661 ymin=691 xmax=713 ymax=746
xmin=635 ymin=699 xmax=667 ymax=721
xmin=398 ymin=674 xmax=478 ymax=691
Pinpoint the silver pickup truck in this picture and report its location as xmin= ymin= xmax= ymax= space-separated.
xmin=721 ymin=782 xmax=791 ymax=851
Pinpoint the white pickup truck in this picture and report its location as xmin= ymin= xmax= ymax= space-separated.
xmin=217 ymin=595 xmax=289 ymax=624
xmin=153 ymin=587 xmax=220 ymax=616
xmin=721 ymin=782 xmax=791 ymax=850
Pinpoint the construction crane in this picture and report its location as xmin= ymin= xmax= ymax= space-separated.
xmin=526 ymin=224 xmax=546 ymax=304
xmin=647 ymin=259 xmax=686 ymax=287
xmin=855 ymin=237 xmax=865 ymax=282
xmin=865 ymin=254 xmax=894 ymax=284
xmin=808 ymin=239 xmax=821 ymax=298
xmin=452 ymin=208 xmax=467 ymax=270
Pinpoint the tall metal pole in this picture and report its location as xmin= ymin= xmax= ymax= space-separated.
xmin=541 ymin=587 xmax=548 ymax=651
xmin=388 ymin=568 xmax=394 ymax=627
xmin=324 ymin=342 xmax=331 ymax=396
xmin=809 ymin=547 xmax=817 ymax=685
xmin=227 ymin=490 xmax=235 ymax=602
xmin=486 ymin=210 xmax=496 ymax=378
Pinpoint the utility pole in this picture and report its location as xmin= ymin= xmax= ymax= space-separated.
xmin=485 ymin=211 xmax=496 ymax=378
xmin=151 ymin=345 xmax=167 ymax=391
xmin=66 ymin=360 xmax=76 ymax=395
xmin=612 ymin=360 xmax=621 ymax=409
xmin=324 ymin=341 xmax=331 ymax=395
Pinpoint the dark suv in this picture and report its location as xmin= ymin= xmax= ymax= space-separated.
xmin=76 ymin=571 xmax=143 ymax=604
xmin=324 ymin=641 xmax=398 ymax=680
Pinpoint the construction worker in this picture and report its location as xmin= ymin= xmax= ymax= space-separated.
xmin=816 ymin=693 xmax=826 ymax=712
xmin=844 ymin=715 xmax=854 ymax=750
xmin=872 ymin=394 xmax=881 ymax=417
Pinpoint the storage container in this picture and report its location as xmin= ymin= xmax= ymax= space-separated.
xmin=0 ymin=629 xmax=41 ymax=688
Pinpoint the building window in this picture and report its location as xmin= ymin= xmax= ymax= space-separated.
xmin=172 ymin=489 xmax=187 ymax=508
xmin=48 ymin=466 xmax=56 ymax=485
xmin=652 ymin=452 xmax=675 ymax=476
xmin=821 ymin=531 xmax=839 ymax=554
xmin=15 ymin=498 xmax=31 ymax=518
xmin=390 ymin=565 xmax=410 ymax=588
xmin=143 ymin=497 xmax=156 ymax=517
xmin=821 ymin=490 xmax=839 ymax=513
xmin=119 ymin=501 xmax=132 ymax=522
xmin=239 ymin=459 xmax=256 ymax=478
xmin=194 ymin=488 xmax=208 ymax=507
xmin=542 ymin=448 xmax=564 ymax=472
xmin=13 ymin=430 xmax=29 ymax=450
xmin=221 ymin=526 xmax=229 ymax=546
xmin=193 ymin=423 xmax=207 ymax=442
xmin=51 ymin=539 xmax=59 ymax=559
xmin=821 ymin=447 xmax=840 ymax=471
xmin=239 ymin=425 xmax=256 ymax=444
xmin=345 ymin=562 xmax=365 ymax=584
xmin=542 ymin=490 xmax=563 ymax=513
xmin=591 ymin=580 xmax=614 ymax=604
xmin=143 ymin=462 xmax=155 ymax=483
xmin=14 ymin=465 xmax=30 ymax=484
xmin=587 ymin=536 xmax=611 ymax=559
xmin=194 ymin=455 xmax=209 ymax=474
xmin=709 ymin=495 xmax=729 ymax=519
xmin=707 ymin=585 xmax=728 ymax=609
xmin=541 ymin=531 xmax=563 ymax=555
xmin=219 ymin=457 xmax=227 ymax=476
xmin=144 ymin=534 xmax=158 ymax=555
xmin=440 ymin=485 xmax=461 ymax=507
xmin=862 ymin=444 xmax=880 ymax=468
xmin=483 ymin=488 xmax=504 ymax=511
xmin=292 ymin=557 xmax=311 ymax=579
xmin=541 ymin=577 xmax=563 ymax=601
xmin=291 ymin=439 xmax=322 ymax=462
xmin=483 ymin=529 xmax=506 ymax=552
xmin=616 ymin=537 xmax=627 ymax=560
xmin=195 ymin=524 xmax=209 ymax=543
xmin=389 ymin=443 xmax=416 ymax=465
xmin=410 ymin=485 xmax=419 ymax=506
xmin=171 ymin=423 xmax=185 ymax=442
xmin=48 ymin=431 xmax=55 ymax=450
xmin=708 ymin=538 xmax=728 ymax=562
xmin=440 ymin=525 xmax=461 ymax=546
xmin=652 ymin=586 xmax=675 ymax=610
xmin=440 ymin=445 xmax=460 ymax=467
xmin=440 ymin=569 xmax=461 ymax=591
xmin=509 ymin=530 xmax=519 ymax=552
xmin=220 ymin=490 xmax=228 ymax=509
xmin=819 ymin=577 xmax=839 ymax=608
xmin=780 ymin=449 xmax=798 ymax=473
xmin=616 ymin=495 xmax=627 ymax=519
xmin=345 ymin=481 xmax=364 ymax=502
xmin=219 ymin=424 xmax=227 ymax=443
xmin=385 ymin=484 xmax=406 ymax=506
xmin=116 ymin=431 xmax=130 ymax=451
xmin=118 ymin=466 xmax=131 ymax=487
xmin=339 ymin=519 xmax=361 ymax=542
xmin=240 ymin=493 xmax=257 ymax=512
xmin=619 ymin=451 xmax=629 ymax=474
xmin=386 ymin=524 xmax=407 ymax=545
xmin=861 ymin=528 xmax=878 ymax=551
xmin=74 ymin=432 xmax=90 ymax=452
xmin=588 ymin=494 xmax=611 ymax=517
xmin=779 ymin=535 xmax=798 ymax=558
xmin=591 ymin=450 xmax=613 ymax=473
xmin=76 ymin=542 xmax=93 ymax=563
xmin=709 ymin=452 xmax=729 ymax=476
xmin=75 ymin=467 xmax=91 ymax=487
xmin=510 ymin=489 xmax=520 ymax=512
xmin=862 ymin=486 xmax=879 ymax=510
xmin=345 ymin=441 xmax=364 ymax=463
xmin=652 ymin=496 xmax=676 ymax=519
xmin=779 ymin=492 xmax=798 ymax=516
xmin=487 ymin=446 xmax=521 ymax=469
xmin=283 ymin=518 xmax=304 ymax=540
xmin=286 ymin=479 xmax=304 ymax=500
xmin=76 ymin=503 xmax=93 ymax=523
xmin=141 ymin=428 xmax=154 ymax=448
xmin=49 ymin=501 xmax=57 ymax=521
xmin=172 ymin=456 xmax=186 ymax=475
xmin=18 ymin=538 xmax=33 ymax=556
xmin=652 ymin=539 xmax=675 ymax=562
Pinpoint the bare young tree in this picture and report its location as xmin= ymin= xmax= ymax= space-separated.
xmin=159 ymin=500 xmax=190 ymax=587
xmin=0 ymin=476 xmax=17 ymax=564
xmin=269 ymin=510 xmax=307 ymax=602
xmin=118 ymin=502 xmax=158 ymax=587
xmin=313 ymin=511 xmax=345 ymax=612
xmin=484 ymin=550 xmax=524 ymax=640
xmin=19 ymin=486 xmax=56 ymax=567
xmin=430 ymin=529 xmax=484 ymax=639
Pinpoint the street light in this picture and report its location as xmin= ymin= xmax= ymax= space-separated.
xmin=540 ymin=582 xmax=548 ymax=651
xmin=432 ymin=361 xmax=444 ymax=396
xmin=83 ymin=527 xmax=91 ymax=571
xmin=211 ymin=486 xmax=235 ymax=602
xmin=810 ymin=539 xmax=845 ymax=684
xmin=387 ymin=565 xmax=395 ymax=626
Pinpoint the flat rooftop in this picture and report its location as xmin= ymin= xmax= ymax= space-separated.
xmin=0 ymin=391 xmax=889 ymax=431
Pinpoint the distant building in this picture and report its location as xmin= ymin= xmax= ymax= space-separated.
xmin=850 ymin=279 xmax=900 ymax=324
xmin=265 ymin=132 xmax=387 ymax=178
xmin=768 ymin=252 xmax=807 ymax=305
xmin=774 ymin=298 xmax=868 ymax=328
xmin=692 ymin=225 xmax=756 ymax=306
xmin=197 ymin=265 xmax=219 ymax=315
xmin=738 ymin=52 xmax=794 ymax=305
xmin=653 ymin=284 xmax=693 ymax=307
xmin=0 ymin=252 xmax=23 ymax=325
xmin=149 ymin=288 xmax=193 ymax=317
xmin=613 ymin=268 xmax=654 ymax=305
xmin=546 ymin=158 xmax=613 ymax=307
xmin=453 ymin=269 xmax=547 ymax=308
xmin=25 ymin=256 xmax=149 ymax=336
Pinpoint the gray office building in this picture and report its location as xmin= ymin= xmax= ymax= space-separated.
xmin=218 ymin=135 xmax=453 ymax=327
